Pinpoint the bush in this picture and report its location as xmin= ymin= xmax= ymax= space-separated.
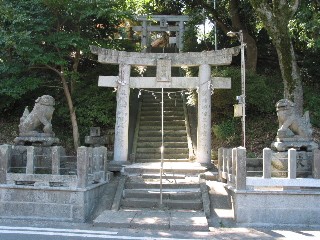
xmin=212 ymin=119 xmax=237 ymax=141
xmin=304 ymin=86 xmax=320 ymax=128
xmin=211 ymin=67 xmax=282 ymax=121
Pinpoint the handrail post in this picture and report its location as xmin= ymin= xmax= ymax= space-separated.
xmin=236 ymin=147 xmax=246 ymax=190
xmin=218 ymin=147 xmax=223 ymax=181
xmin=263 ymin=148 xmax=272 ymax=179
xmin=288 ymin=148 xmax=297 ymax=179
xmin=77 ymin=147 xmax=89 ymax=188
xmin=0 ymin=145 xmax=11 ymax=184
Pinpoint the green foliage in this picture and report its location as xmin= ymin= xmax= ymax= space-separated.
xmin=304 ymin=86 xmax=320 ymax=128
xmin=211 ymin=67 xmax=282 ymax=121
xmin=212 ymin=119 xmax=237 ymax=141
xmin=289 ymin=1 xmax=320 ymax=50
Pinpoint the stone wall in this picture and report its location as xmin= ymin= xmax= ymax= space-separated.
xmin=230 ymin=189 xmax=320 ymax=226
xmin=0 ymin=182 xmax=108 ymax=222
xmin=0 ymin=144 xmax=111 ymax=222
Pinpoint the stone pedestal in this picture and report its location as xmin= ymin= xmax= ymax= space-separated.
xmin=271 ymin=137 xmax=318 ymax=152
xmin=14 ymin=133 xmax=59 ymax=147
xmin=10 ymin=145 xmax=66 ymax=174
xmin=271 ymin=151 xmax=313 ymax=178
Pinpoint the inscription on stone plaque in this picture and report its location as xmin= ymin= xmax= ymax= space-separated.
xmin=156 ymin=59 xmax=171 ymax=82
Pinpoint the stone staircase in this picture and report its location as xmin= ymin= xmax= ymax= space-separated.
xmin=93 ymin=169 xmax=210 ymax=231
xmin=133 ymin=89 xmax=191 ymax=163
xmin=121 ymin=174 xmax=203 ymax=210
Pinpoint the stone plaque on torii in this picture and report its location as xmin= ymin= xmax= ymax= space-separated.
xmin=90 ymin=46 xmax=240 ymax=166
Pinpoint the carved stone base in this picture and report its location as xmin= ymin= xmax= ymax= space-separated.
xmin=271 ymin=137 xmax=318 ymax=152
xmin=272 ymin=151 xmax=313 ymax=178
xmin=14 ymin=135 xmax=60 ymax=146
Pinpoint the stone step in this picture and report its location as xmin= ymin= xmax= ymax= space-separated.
xmin=136 ymin=148 xmax=189 ymax=154
xmin=141 ymin=94 xmax=182 ymax=102
xmin=140 ymin=115 xmax=185 ymax=121
xmin=139 ymin=120 xmax=186 ymax=126
xmin=141 ymin=173 xmax=186 ymax=179
xmin=93 ymin=210 xmax=209 ymax=231
xmin=123 ymin=189 xmax=202 ymax=200
xmin=121 ymin=197 xmax=202 ymax=210
xmin=138 ymin=136 xmax=188 ymax=142
xmin=137 ymin=142 xmax=188 ymax=148
xmin=138 ymin=130 xmax=187 ymax=137
xmin=135 ymin=158 xmax=190 ymax=163
xmin=124 ymin=163 xmax=207 ymax=175
xmin=125 ymin=181 xmax=200 ymax=190
xmin=135 ymin=153 xmax=189 ymax=159
xmin=141 ymin=106 xmax=184 ymax=112
xmin=142 ymin=103 xmax=183 ymax=108
xmin=139 ymin=125 xmax=186 ymax=131
xmin=140 ymin=110 xmax=184 ymax=116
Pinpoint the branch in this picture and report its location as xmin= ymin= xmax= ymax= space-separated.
xmin=291 ymin=0 xmax=300 ymax=15
xmin=30 ymin=64 xmax=63 ymax=77
xmin=249 ymin=0 xmax=274 ymax=25
xmin=190 ymin=0 xmax=231 ymax=34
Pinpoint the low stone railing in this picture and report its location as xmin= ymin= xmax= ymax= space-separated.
xmin=218 ymin=147 xmax=320 ymax=190
xmin=0 ymin=145 xmax=108 ymax=189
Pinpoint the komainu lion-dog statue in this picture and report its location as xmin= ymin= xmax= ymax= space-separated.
xmin=275 ymin=99 xmax=312 ymax=139
xmin=18 ymin=95 xmax=55 ymax=135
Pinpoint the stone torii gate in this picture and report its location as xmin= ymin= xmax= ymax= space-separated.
xmin=132 ymin=15 xmax=190 ymax=52
xmin=90 ymin=46 xmax=239 ymax=166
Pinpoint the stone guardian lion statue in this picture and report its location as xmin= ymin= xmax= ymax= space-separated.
xmin=275 ymin=99 xmax=312 ymax=139
xmin=18 ymin=95 xmax=55 ymax=135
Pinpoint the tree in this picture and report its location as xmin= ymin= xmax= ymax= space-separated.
xmin=0 ymin=0 xmax=129 ymax=150
xmin=249 ymin=0 xmax=303 ymax=114
xmin=184 ymin=0 xmax=258 ymax=71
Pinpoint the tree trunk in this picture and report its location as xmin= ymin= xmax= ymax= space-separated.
xmin=276 ymin=40 xmax=303 ymax=115
xmin=61 ymin=74 xmax=80 ymax=150
xmin=243 ymin=32 xmax=257 ymax=71
xmin=249 ymin=0 xmax=303 ymax=114
xmin=229 ymin=0 xmax=257 ymax=71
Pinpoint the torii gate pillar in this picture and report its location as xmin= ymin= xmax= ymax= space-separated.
xmin=198 ymin=64 xmax=212 ymax=164
xmin=113 ymin=64 xmax=131 ymax=162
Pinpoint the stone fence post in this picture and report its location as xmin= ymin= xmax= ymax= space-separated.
xmin=93 ymin=146 xmax=107 ymax=182
xmin=313 ymin=148 xmax=320 ymax=179
xmin=51 ymin=146 xmax=62 ymax=175
xmin=0 ymin=145 xmax=11 ymax=184
xmin=26 ymin=146 xmax=35 ymax=174
xmin=77 ymin=147 xmax=89 ymax=188
xmin=218 ymin=148 xmax=223 ymax=181
xmin=235 ymin=147 xmax=246 ymax=190
xmin=263 ymin=148 xmax=272 ymax=179
xmin=288 ymin=148 xmax=297 ymax=179
xmin=232 ymin=148 xmax=237 ymax=184
xmin=223 ymin=148 xmax=228 ymax=179
xmin=226 ymin=148 xmax=232 ymax=184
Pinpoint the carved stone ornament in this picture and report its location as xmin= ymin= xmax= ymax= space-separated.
xmin=14 ymin=95 xmax=59 ymax=146
xmin=271 ymin=99 xmax=318 ymax=151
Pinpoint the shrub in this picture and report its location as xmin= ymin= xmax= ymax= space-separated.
xmin=212 ymin=119 xmax=237 ymax=141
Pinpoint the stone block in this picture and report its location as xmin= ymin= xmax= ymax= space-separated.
xmin=0 ymin=145 xmax=11 ymax=184
xmin=313 ymin=149 xmax=320 ymax=179
xmin=232 ymin=190 xmax=320 ymax=226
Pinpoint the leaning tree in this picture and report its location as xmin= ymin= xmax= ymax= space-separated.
xmin=249 ymin=0 xmax=303 ymax=114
